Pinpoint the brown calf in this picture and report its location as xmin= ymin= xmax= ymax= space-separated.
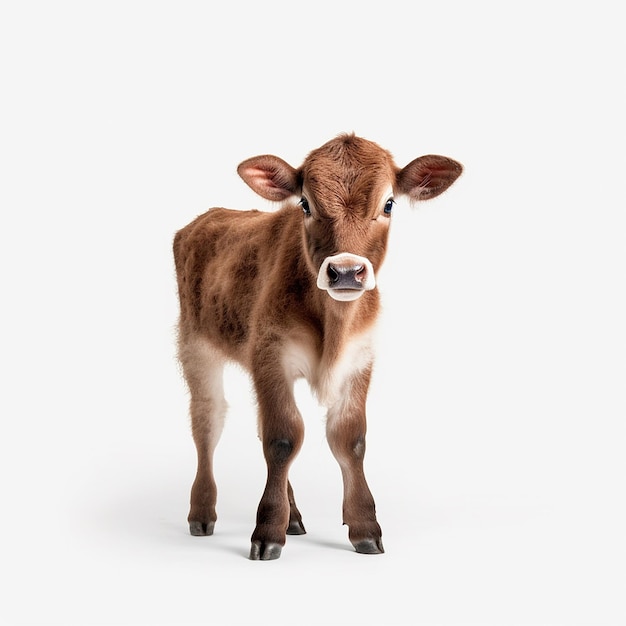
xmin=173 ymin=134 xmax=462 ymax=559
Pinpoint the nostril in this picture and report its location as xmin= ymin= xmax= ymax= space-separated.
xmin=354 ymin=265 xmax=365 ymax=283
xmin=327 ymin=264 xmax=339 ymax=284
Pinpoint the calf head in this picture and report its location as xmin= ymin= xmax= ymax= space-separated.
xmin=238 ymin=134 xmax=462 ymax=301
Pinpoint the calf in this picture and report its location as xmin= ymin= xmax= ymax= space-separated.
xmin=173 ymin=134 xmax=462 ymax=560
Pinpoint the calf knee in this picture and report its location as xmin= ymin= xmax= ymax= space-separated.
xmin=266 ymin=438 xmax=296 ymax=464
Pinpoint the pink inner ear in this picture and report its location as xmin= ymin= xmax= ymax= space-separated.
xmin=241 ymin=165 xmax=294 ymax=201
xmin=246 ymin=167 xmax=281 ymax=190
xmin=400 ymin=155 xmax=463 ymax=201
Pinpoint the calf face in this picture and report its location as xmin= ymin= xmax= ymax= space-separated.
xmin=238 ymin=135 xmax=462 ymax=301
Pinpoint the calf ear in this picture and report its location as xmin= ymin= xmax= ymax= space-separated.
xmin=397 ymin=155 xmax=463 ymax=201
xmin=237 ymin=155 xmax=300 ymax=201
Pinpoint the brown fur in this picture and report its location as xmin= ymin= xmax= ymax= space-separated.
xmin=174 ymin=134 xmax=462 ymax=559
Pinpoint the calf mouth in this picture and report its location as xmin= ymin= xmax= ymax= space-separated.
xmin=326 ymin=287 xmax=367 ymax=302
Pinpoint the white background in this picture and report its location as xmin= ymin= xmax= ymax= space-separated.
xmin=1 ymin=2 xmax=625 ymax=625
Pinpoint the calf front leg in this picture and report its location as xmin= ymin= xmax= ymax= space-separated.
xmin=326 ymin=369 xmax=384 ymax=554
xmin=249 ymin=366 xmax=305 ymax=560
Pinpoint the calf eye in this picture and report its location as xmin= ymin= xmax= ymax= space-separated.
xmin=299 ymin=197 xmax=311 ymax=216
xmin=383 ymin=198 xmax=395 ymax=215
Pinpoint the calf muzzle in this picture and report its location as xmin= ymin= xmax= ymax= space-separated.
xmin=317 ymin=253 xmax=376 ymax=301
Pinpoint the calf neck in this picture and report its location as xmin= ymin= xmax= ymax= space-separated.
xmin=173 ymin=134 xmax=462 ymax=560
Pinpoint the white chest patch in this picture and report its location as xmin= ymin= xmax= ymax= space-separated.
xmin=320 ymin=330 xmax=374 ymax=408
xmin=282 ymin=329 xmax=375 ymax=409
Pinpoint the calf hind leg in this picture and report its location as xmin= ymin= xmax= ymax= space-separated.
xmin=178 ymin=337 xmax=228 ymax=536
xmin=287 ymin=481 xmax=306 ymax=535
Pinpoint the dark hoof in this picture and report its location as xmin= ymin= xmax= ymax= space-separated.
xmin=189 ymin=520 xmax=215 ymax=536
xmin=249 ymin=540 xmax=283 ymax=560
xmin=286 ymin=519 xmax=306 ymax=535
xmin=353 ymin=538 xmax=384 ymax=554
